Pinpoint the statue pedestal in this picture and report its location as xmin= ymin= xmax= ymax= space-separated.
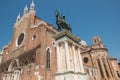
xmin=53 ymin=30 xmax=88 ymax=80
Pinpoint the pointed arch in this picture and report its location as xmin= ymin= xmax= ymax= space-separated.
xmin=3 ymin=59 xmax=21 ymax=80
xmin=46 ymin=47 xmax=51 ymax=69
xmin=8 ymin=59 xmax=20 ymax=71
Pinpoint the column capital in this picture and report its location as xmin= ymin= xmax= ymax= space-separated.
xmin=55 ymin=42 xmax=59 ymax=47
xmin=63 ymin=40 xmax=68 ymax=43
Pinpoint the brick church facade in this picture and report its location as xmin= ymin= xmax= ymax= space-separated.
xmin=81 ymin=36 xmax=120 ymax=80
xmin=0 ymin=1 xmax=87 ymax=80
xmin=0 ymin=1 xmax=120 ymax=80
xmin=0 ymin=1 xmax=58 ymax=80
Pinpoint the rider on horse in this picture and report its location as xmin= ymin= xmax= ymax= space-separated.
xmin=55 ymin=10 xmax=72 ymax=32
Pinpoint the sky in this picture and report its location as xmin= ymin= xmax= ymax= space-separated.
xmin=0 ymin=0 xmax=120 ymax=60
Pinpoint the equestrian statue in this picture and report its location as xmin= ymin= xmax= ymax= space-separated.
xmin=55 ymin=10 xmax=72 ymax=32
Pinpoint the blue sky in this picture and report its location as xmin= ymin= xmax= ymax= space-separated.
xmin=0 ymin=0 xmax=120 ymax=60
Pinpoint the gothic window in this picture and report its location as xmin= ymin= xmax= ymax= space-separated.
xmin=116 ymin=71 xmax=120 ymax=78
xmin=97 ymin=59 xmax=104 ymax=78
xmin=107 ymin=59 xmax=113 ymax=77
xmin=46 ymin=48 xmax=50 ymax=69
xmin=102 ymin=59 xmax=109 ymax=77
xmin=32 ymin=35 xmax=36 ymax=40
xmin=3 ymin=60 xmax=21 ymax=80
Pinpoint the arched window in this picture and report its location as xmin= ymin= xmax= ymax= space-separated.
xmin=46 ymin=48 xmax=50 ymax=69
xmin=102 ymin=59 xmax=109 ymax=77
xmin=3 ymin=59 xmax=21 ymax=80
xmin=116 ymin=71 xmax=120 ymax=78
xmin=97 ymin=59 xmax=104 ymax=78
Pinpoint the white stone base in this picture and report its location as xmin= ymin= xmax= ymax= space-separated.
xmin=55 ymin=71 xmax=88 ymax=80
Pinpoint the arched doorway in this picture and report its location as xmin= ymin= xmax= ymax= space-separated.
xmin=3 ymin=59 xmax=21 ymax=80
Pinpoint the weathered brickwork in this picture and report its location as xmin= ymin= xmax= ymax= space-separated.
xmin=0 ymin=1 xmax=57 ymax=80
xmin=110 ymin=58 xmax=120 ymax=79
xmin=0 ymin=1 xmax=120 ymax=80
xmin=81 ymin=36 xmax=119 ymax=80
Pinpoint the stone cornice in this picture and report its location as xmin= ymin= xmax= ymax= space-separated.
xmin=55 ymin=71 xmax=86 ymax=76
xmin=81 ymin=47 xmax=108 ymax=54
xmin=53 ymin=30 xmax=81 ymax=44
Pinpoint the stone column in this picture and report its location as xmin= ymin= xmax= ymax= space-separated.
xmin=64 ymin=41 xmax=71 ymax=71
xmin=77 ymin=48 xmax=84 ymax=73
xmin=14 ymin=72 xmax=18 ymax=80
xmin=3 ymin=74 xmax=7 ymax=80
xmin=9 ymin=73 xmax=11 ymax=80
xmin=99 ymin=59 xmax=107 ymax=79
xmin=10 ymin=73 xmax=14 ymax=80
xmin=72 ymin=45 xmax=77 ymax=72
xmin=8 ymin=74 xmax=10 ymax=80
xmin=6 ymin=74 xmax=11 ymax=80
xmin=56 ymin=43 xmax=61 ymax=73
xmin=17 ymin=71 xmax=20 ymax=80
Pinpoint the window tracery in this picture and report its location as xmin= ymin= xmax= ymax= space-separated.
xmin=46 ymin=48 xmax=51 ymax=69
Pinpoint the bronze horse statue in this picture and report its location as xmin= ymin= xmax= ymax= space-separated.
xmin=55 ymin=11 xmax=72 ymax=32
